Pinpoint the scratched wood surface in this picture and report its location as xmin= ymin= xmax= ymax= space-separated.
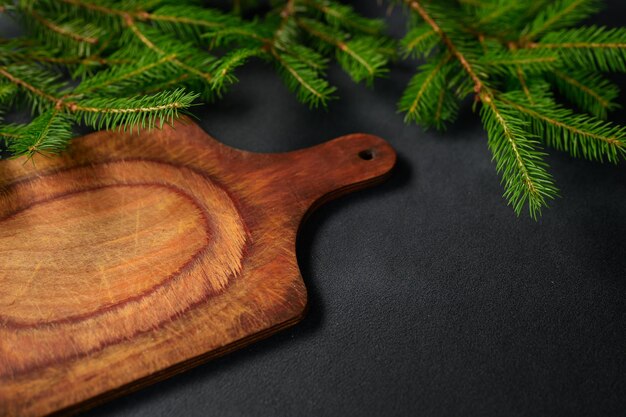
xmin=0 ymin=119 xmax=396 ymax=417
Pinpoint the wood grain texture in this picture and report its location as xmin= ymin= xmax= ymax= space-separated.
xmin=0 ymin=119 xmax=395 ymax=417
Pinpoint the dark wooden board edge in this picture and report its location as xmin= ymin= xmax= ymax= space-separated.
xmin=51 ymin=312 xmax=307 ymax=417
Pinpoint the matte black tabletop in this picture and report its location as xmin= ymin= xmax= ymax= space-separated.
xmin=2 ymin=2 xmax=625 ymax=416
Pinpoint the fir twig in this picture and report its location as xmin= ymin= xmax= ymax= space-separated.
xmin=398 ymin=0 xmax=626 ymax=217
xmin=1 ymin=0 xmax=626 ymax=218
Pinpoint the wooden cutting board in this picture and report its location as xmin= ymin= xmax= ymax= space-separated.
xmin=0 ymin=119 xmax=395 ymax=416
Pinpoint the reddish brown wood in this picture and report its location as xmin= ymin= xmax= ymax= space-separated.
xmin=0 ymin=119 xmax=395 ymax=416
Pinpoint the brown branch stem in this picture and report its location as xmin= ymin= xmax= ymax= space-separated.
xmin=528 ymin=42 xmax=626 ymax=49
xmin=124 ymin=17 xmax=212 ymax=81
xmin=0 ymin=131 xmax=21 ymax=140
xmin=499 ymin=95 xmax=622 ymax=146
xmin=59 ymin=0 xmax=125 ymax=17
xmin=28 ymin=9 xmax=98 ymax=44
xmin=405 ymin=0 xmax=484 ymax=95
xmin=295 ymin=18 xmax=375 ymax=76
xmin=0 ymin=67 xmax=61 ymax=106
xmin=0 ymin=67 xmax=185 ymax=115
xmin=507 ymin=43 xmax=533 ymax=105
xmin=552 ymin=69 xmax=610 ymax=109
xmin=268 ymin=46 xmax=325 ymax=100
xmin=480 ymin=91 xmax=537 ymax=195
xmin=271 ymin=0 xmax=296 ymax=44
xmin=59 ymin=0 xmax=224 ymax=30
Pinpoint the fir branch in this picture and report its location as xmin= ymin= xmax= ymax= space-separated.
xmin=0 ymin=129 xmax=22 ymax=142
xmin=147 ymin=5 xmax=237 ymax=43
xmin=18 ymin=6 xmax=104 ymax=56
xmin=405 ymin=0 xmax=485 ymax=95
xmin=398 ymin=0 xmax=626 ymax=217
xmin=479 ymin=48 xmax=559 ymax=75
xmin=6 ymin=109 xmax=73 ymax=158
xmin=296 ymin=15 xmax=389 ymax=85
xmin=509 ymin=43 xmax=534 ymax=104
xmin=476 ymin=2 xmax=524 ymax=26
xmin=529 ymin=26 xmax=626 ymax=72
xmin=522 ymin=0 xmax=601 ymax=41
xmin=0 ymin=82 xmax=17 ymax=103
xmin=0 ymin=119 xmax=24 ymax=145
xmin=207 ymin=48 xmax=262 ymax=97
xmin=400 ymin=25 xmax=439 ymax=58
xmin=0 ymin=65 xmax=65 ymax=113
xmin=500 ymin=90 xmax=626 ymax=162
xmin=124 ymin=19 xmax=213 ymax=83
xmin=57 ymin=0 xmax=126 ymax=18
xmin=296 ymin=17 xmax=390 ymax=84
xmin=302 ymin=0 xmax=385 ymax=35
xmin=205 ymin=23 xmax=269 ymax=49
xmin=272 ymin=0 xmax=298 ymax=46
xmin=550 ymin=69 xmax=620 ymax=119
xmin=72 ymin=88 xmax=198 ymax=132
xmin=398 ymin=53 xmax=458 ymax=129
xmin=281 ymin=44 xmax=328 ymax=72
xmin=3 ymin=0 xmax=626 ymax=218
xmin=462 ymin=0 xmax=542 ymax=41
xmin=27 ymin=9 xmax=99 ymax=45
xmin=0 ymin=38 xmax=127 ymax=74
xmin=73 ymin=54 xmax=181 ymax=95
xmin=479 ymin=92 xmax=557 ymax=218
xmin=269 ymin=46 xmax=336 ymax=108
xmin=335 ymin=36 xmax=391 ymax=85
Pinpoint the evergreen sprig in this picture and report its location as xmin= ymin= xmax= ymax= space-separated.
xmin=0 ymin=0 xmax=392 ymax=154
xmin=1 ymin=0 xmax=626 ymax=218
xmin=397 ymin=0 xmax=626 ymax=218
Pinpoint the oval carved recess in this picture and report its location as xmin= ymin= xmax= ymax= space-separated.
xmin=0 ymin=159 xmax=249 ymax=377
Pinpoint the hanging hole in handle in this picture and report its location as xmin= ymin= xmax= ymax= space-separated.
xmin=358 ymin=149 xmax=375 ymax=161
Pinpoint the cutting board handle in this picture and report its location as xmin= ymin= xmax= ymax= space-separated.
xmin=255 ymin=133 xmax=396 ymax=213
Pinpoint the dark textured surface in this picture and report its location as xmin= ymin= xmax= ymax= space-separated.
xmin=3 ymin=2 xmax=626 ymax=417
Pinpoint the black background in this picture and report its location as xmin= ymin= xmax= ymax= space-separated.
xmin=2 ymin=2 xmax=626 ymax=416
